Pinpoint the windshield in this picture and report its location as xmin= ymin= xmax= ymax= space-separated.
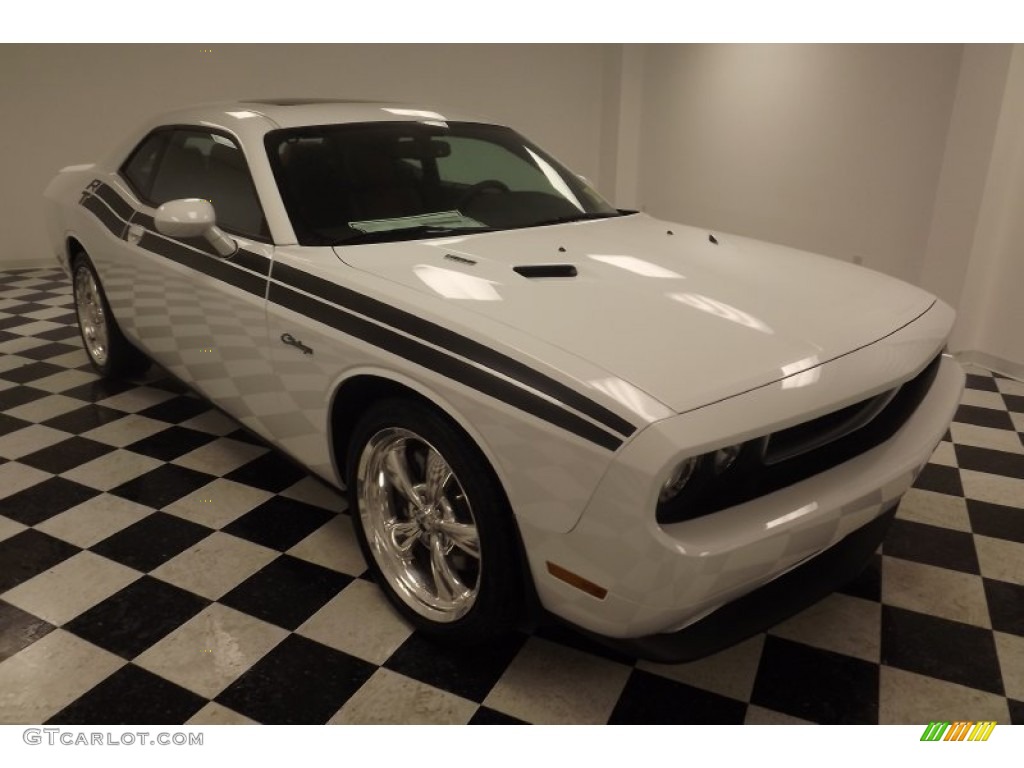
xmin=265 ymin=121 xmax=624 ymax=246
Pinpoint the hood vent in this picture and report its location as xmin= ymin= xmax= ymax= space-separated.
xmin=513 ymin=264 xmax=578 ymax=279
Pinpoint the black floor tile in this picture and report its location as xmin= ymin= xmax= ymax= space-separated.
xmin=0 ymin=600 xmax=56 ymax=661
xmin=19 ymin=436 xmax=114 ymax=474
xmin=954 ymin=404 xmax=1015 ymax=431
xmin=1010 ymin=699 xmax=1024 ymax=725
xmin=221 ymin=496 xmax=334 ymax=551
xmin=65 ymin=576 xmax=209 ymax=659
xmin=0 ymin=302 xmax=50 ymax=315
xmin=982 ymin=578 xmax=1024 ymax=637
xmin=224 ymin=452 xmax=308 ymax=492
xmin=0 ymin=476 xmax=102 ymax=526
xmin=965 ymin=373 xmax=999 ymax=392
xmin=967 ymin=499 xmax=1024 ymax=545
xmin=912 ymin=463 xmax=965 ymax=497
xmin=0 ymin=413 xmax=31 ymax=438
xmin=125 ymin=426 xmax=216 ymax=462
xmin=881 ymin=605 xmax=1003 ymax=695
xmin=17 ymin=342 xmax=79 ymax=361
xmin=609 ymin=669 xmax=746 ymax=724
xmin=61 ymin=378 xmax=135 ymax=403
xmin=468 ymin=706 xmax=527 ymax=724
xmin=0 ymin=385 xmax=49 ymax=411
xmin=138 ymin=395 xmax=212 ymax=425
xmin=1002 ymin=393 xmax=1024 ymax=414
xmin=836 ymin=551 xmax=883 ymax=602
xmin=750 ymin=636 xmax=879 ymax=724
xmin=384 ymin=631 xmax=528 ymax=702
xmin=882 ymin=518 xmax=979 ymax=574
xmin=47 ymin=664 xmax=206 ymax=725
xmin=44 ymin=404 xmax=126 ymax=434
xmin=219 ymin=555 xmax=351 ymax=630
xmin=90 ymin=511 xmax=212 ymax=572
xmin=0 ymin=315 xmax=31 ymax=332
xmin=16 ymin=291 xmax=64 ymax=303
xmin=0 ymin=361 xmax=64 ymax=385
xmin=35 ymin=325 xmax=83 ymax=342
xmin=215 ymin=634 xmax=376 ymax=724
xmin=955 ymin=445 xmax=1024 ymax=480
xmin=109 ymin=463 xmax=214 ymax=509
xmin=0 ymin=529 xmax=80 ymax=593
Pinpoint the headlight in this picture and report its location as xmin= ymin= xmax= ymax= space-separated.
xmin=659 ymin=456 xmax=700 ymax=503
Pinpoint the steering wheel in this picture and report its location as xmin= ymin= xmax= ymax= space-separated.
xmin=457 ymin=179 xmax=510 ymax=209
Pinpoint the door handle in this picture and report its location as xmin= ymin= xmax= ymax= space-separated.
xmin=126 ymin=224 xmax=145 ymax=245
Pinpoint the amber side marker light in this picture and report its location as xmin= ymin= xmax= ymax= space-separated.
xmin=546 ymin=562 xmax=608 ymax=600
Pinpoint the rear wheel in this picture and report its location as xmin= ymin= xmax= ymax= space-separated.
xmin=347 ymin=398 xmax=522 ymax=643
xmin=72 ymin=253 xmax=149 ymax=377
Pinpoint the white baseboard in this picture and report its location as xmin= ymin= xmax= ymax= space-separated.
xmin=953 ymin=350 xmax=1024 ymax=383
xmin=1 ymin=258 xmax=55 ymax=271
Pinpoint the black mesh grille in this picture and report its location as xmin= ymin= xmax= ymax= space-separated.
xmin=657 ymin=353 xmax=943 ymax=524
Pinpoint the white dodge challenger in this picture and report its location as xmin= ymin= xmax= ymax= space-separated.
xmin=43 ymin=99 xmax=964 ymax=661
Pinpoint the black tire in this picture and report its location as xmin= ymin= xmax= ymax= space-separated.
xmin=346 ymin=397 xmax=522 ymax=644
xmin=72 ymin=252 xmax=150 ymax=378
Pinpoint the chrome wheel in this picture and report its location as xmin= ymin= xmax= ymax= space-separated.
xmin=356 ymin=427 xmax=481 ymax=622
xmin=74 ymin=265 xmax=109 ymax=366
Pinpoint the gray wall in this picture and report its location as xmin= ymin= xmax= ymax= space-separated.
xmin=633 ymin=44 xmax=963 ymax=283
xmin=0 ymin=43 xmax=612 ymax=267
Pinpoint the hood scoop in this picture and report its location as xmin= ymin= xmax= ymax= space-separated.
xmin=513 ymin=264 xmax=578 ymax=279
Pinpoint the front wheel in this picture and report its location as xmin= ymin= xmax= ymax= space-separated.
xmin=347 ymin=398 xmax=522 ymax=644
xmin=72 ymin=254 xmax=149 ymax=378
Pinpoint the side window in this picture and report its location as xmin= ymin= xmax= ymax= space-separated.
xmin=437 ymin=137 xmax=550 ymax=193
xmin=120 ymin=131 xmax=171 ymax=201
xmin=148 ymin=128 xmax=269 ymax=240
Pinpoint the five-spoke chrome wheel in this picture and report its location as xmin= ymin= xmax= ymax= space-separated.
xmin=356 ymin=427 xmax=482 ymax=622
xmin=74 ymin=264 xmax=109 ymax=366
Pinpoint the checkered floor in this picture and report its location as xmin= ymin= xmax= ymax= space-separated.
xmin=1 ymin=266 xmax=1022 ymax=725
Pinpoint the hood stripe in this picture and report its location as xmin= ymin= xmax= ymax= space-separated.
xmin=269 ymin=282 xmax=624 ymax=452
xmin=79 ymin=180 xmax=630 ymax=451
xmin=270 ymin=261 xmax=637 ymax=438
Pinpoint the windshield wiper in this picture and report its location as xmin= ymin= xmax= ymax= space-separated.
xmin=334 ymin=225 xmax=494 ymax=246
xmin=523 ymin=211 xmax=626 ymax=229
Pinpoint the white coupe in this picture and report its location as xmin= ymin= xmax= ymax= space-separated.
xmin=43 ymin=99 xmax=965 ymax=661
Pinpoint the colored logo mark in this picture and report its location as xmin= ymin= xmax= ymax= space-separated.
xmin=920 ymin=721 xmax=996 ymax=741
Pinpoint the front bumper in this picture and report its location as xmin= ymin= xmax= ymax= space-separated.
xmin=582 ymin=502 xmax=897 ymax=663
xmin=523 ymin=341 xmax=965 ymax=645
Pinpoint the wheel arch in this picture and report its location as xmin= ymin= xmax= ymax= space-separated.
xmin=327 ymin=368 xmax=542 ymax=625
xmin=327 ymin=368 xmax=513 ymax=502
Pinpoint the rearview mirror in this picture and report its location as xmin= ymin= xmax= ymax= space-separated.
xmin=154 ymin=198 xmax=237 ymax=257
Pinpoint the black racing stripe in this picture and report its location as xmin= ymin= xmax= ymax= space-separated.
xmin=93 ymin=183 xmax=135 ymax=221
xmin=228 ymin=248 xmax=271 ymax=276
xmin=138 ymin=232 xmax=266 ymax=299
xmin=132 ymin=212 xmax=155 ymax=230
xmin=270 ymin=282 xmax=623 ymax=452
xmin=81 ymin=194 xmax=127 ymax=239
xmin=271 ymin=261 xmax=637 ymax=438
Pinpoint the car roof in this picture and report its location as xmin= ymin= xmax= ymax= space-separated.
xmin=148 ymin=99 xmax=493 ymax=131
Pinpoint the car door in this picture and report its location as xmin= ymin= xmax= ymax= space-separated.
xmin=109 ymin=126 xmax=279 ymax=438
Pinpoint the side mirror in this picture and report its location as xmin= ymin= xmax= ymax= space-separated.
xmin=154 ymin=198 xmax=237 ymax=257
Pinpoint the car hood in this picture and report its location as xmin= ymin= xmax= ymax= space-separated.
xmin=334 ymin=213 xmax=936 ymax=414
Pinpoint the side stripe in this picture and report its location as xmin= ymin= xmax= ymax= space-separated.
xmin=79 ymin=180 xmax=629 ymax=451
xmin=81 ymin=194 xmax=127 ymax=239
xmin=137 ymin=231 xmax=266 ymax=298
xmin=93 ymin=182 xmax=135 ymax=221
xmin=271 ymin=261 xmax=637 ymax=438
xmin=269 ymin=282 xmax=624 ymax=452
